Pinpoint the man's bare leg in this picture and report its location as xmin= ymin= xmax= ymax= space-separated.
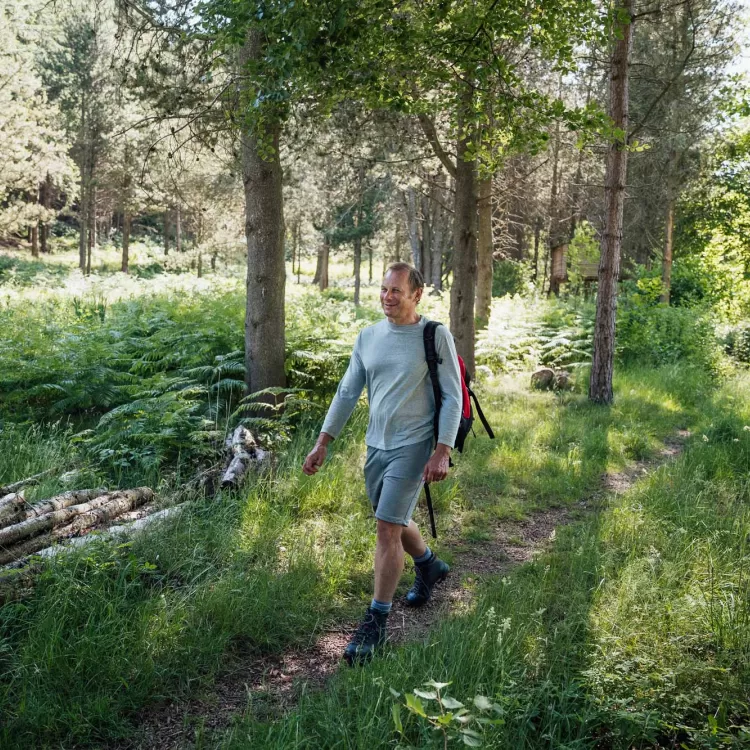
xmin=373 ymin=519 xmax=406 ymax=603
xmin=401 ymin=519 xmax=427 ymax=559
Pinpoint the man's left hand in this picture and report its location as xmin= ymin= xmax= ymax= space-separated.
xmin=422 ymin=444 xmax=451 ymax=483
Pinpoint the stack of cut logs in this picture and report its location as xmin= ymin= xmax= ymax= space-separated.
xmin=0 ymin=484 xmax=154 ymax=566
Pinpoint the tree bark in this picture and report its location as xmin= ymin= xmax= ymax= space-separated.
xmin=533 ymin=219 xmax=541 ymax=282
xmin=40 ymin=174 xmax=51 ymax=253
xmin=421 ymin=192 xmax=432 ymax=284
xmin=0 ymin=489 xmax=152 ymax=548
xmin=31 ymin=225 xmax=39 ymax=258
xmin=475 ymin=175 xmax=493 ymax=329
xmin=430 ymin=175 xmax=446 ymax=291
xmin=0 ymin=488 xmax=106 ymax=530
xmin=78 ymin=179 xmax=88 ymax=272
xmin=176 ymin=204 xmax=182 ymax=253
xmin=660 ymin=198 xmax=675 ymax=304
xmin=589 ymin=0 xmax=633 ymax=405
xmin=353 ymin=164 xmax=364 ymax=306
xmin=90 ymin=184 xmax=97 ymax=250
xmin=404 ymin=188 xmax=421 ymax=270
xmin=164 ymin=210 xmax=170 ymax=255
xmin=451 ymin=86 xmax=478 ymax=374
xmin=121 ymin=211 xmax=131 ymax=274
xmin=241 ymin=31 xmax=287 ymax=397
xmin=313 ymin=243 xmax=323 ymax=284
xmin=547 ymin=107 xmax=563 ymax=297
xmin=319 ymin=238 xmax=329 ymax=291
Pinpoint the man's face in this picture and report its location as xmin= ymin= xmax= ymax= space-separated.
xmin=380 ymin=269 xmax=421 ymax=323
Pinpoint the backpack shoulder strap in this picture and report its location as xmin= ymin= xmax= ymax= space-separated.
xmin=467 ymin=386 xmax=495 ymax=439
xmin=423 ymin=321 xmax=443 ymax=441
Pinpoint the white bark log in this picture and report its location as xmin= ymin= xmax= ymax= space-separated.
xmin=0 ymin=488 xmax=153 ymax=548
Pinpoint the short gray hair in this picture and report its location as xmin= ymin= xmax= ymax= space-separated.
xmin=385 ymin=262 xmax=424 ymax=293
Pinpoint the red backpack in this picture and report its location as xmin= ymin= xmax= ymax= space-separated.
xmin=422 ymin=321 xmax=495 ymax=535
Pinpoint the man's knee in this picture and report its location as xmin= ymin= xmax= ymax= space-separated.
xmin=377 ymin=519 xmax=405 ymax=545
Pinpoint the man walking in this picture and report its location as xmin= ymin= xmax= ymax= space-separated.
xmin=302 ymin=262 xmax=463 ymax=665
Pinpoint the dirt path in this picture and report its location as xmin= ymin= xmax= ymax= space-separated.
xmin=123 ymin=432 xmax=690 ymax=750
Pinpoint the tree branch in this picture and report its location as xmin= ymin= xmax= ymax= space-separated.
xmin=417 ymin=114 xmax=457 ymax=179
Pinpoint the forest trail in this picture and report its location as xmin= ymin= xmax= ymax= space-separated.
xmin=124 ymin=431 xmax=690 ymax=750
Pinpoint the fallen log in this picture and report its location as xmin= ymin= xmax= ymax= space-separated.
xmin=21 ymin=488 xmax=108 ymax=521
xmin=221 ymin=426 xmax=270 ymax=489
xmin=0 ymin=488 xmax=153 ymax=549
xmin=0 ymin=488 xmax=107 ymax=531
xmin=0 ymin=505 xmax=185 ymax=598
xmin=0 ymin=468 xmax=56 ymax=496
xmin=0 ymin=492 xmax=26 ymax=526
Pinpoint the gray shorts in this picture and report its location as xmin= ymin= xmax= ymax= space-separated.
xmin=364 ymin=438 xmax=434 ymax=526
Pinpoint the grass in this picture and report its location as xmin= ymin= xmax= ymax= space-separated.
xmin=0 ymin=251 xmax=745 ymax=748
xmin=218 ymin=372 xmax=750 ymax=750
xmin=1 ymin=361 xmax=741 ymax=749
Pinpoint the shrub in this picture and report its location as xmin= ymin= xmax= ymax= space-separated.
xmin=617 ymin=303 xmax=722 ymax=370
xmin=492 ymin=260 xmax=527 ymax=298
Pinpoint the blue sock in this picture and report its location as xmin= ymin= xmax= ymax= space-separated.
xmin=413 ymin=546 xmax=433 ymax=566
xmin=370 ymin=598 xmax=392 ymax=615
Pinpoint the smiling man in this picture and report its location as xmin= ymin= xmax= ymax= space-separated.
xmin=302 ymin=262 xmax=462 ymax=665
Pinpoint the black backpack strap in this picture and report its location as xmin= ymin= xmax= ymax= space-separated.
xmin=423 ymin=483 xmax=437 ymax=538
xmin=468 ymin=387 xmax=495 ymax=439
xmin=423 ymin=321 xmax=443 ymax=444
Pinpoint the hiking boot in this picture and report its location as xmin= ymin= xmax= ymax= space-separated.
xmin=405 ymin=554 xmax=449 ymax=607
xmin=343 ymin=607 xmax=388 ymax=666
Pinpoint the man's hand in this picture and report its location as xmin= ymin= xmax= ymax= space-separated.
xmin=302 ymin=433 xmax=332 ymax=475
xmin=422 ymin=443 xmax=451 ymax=483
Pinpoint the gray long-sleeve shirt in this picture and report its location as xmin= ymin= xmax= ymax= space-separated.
xmin=321 ymin=316 xmax=463 ymax=451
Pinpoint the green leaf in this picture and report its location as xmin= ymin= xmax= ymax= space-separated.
xmin=425 ymin=680 xmax=452 ymax=689
xmin=442 ymin=697 xmax=464 ymax=710
xmin=414 ymin=689 xmax=438 ymax=700
xmin=405 ymin=693 xmax=426 ymax=717
xmin=436 ymin=712 xmax=454 ymax=726
xmin=462 ymin=735 xmax=482 ymax=747
xmin=473 ymin=695 xmax=493 ymax=711
xmin=389 ymin=688 xmax=401 ymax=698
xmin=392 ymin=702 xmax=403 ymax=734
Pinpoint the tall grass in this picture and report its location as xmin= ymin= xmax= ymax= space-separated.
xmin=0 ymin=363 xmax=727 ymax=748
xmin=220 ymin=373 xmax=750 ymax=750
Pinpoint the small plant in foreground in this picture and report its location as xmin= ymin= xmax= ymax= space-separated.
xmin=391 ymin=679 xmax=504 ymax=748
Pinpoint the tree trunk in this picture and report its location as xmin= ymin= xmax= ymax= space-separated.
xmin=121 ymin=211 xmax=131 ymax=274
xmin=404 ymin=188 xmax=421 ymax=270
xmin=353 ymin=163 xmax=364 ymax=306
xmin=313 ymin=244 xmax=323 ymax=284
xmin=40 ymin=174 xmax=51 ymax=253
xmin=533 ymin=219 xmax=541 ymax=282
xmin=90 ymin=184 xmax=97 ymax=250
xmin=589 ymin=0 xmax=633 ymax=405
xmin=296 ymin=221 xmax=301 ymax=283
xmin=547 ymin=102 xmax=563 ymax=297
xmin=319 ymin=238 xmax=329 ymax=291
xmin=421 ymin=192 xmax=432 ymax=284
xmin=78 ymin=177 xmax=88 ymax=272
xmin=368 ymin=242 xmax=373 ymax=284
xmin=164 ymin=209 xmax=170 ymax=255
xmin=176 ymin=204 xmax=182 ymax=253
xmin=475 ymin=175 xmax=493 ymax=329
xmin=394 ymin=224 xmax=402 ymax=263
xmin=197 ymin=251 xmax=203 ymax=277
xmin=451 ymin=86 xmax=478 ymax=374
xmin=660 ymin=198 xmax=675 ymax=304
xmin=353 ymin=235 xmax=362 ymax=306
xmin=241 ymin=30 xmax=287 ymax=397
xmin=430 ymin=176 xmax=446 ymax=291
xmin=86 ymin=209 xmax=93 ymax=276
xmin=31 ymin=225 xmax=39 ymax=258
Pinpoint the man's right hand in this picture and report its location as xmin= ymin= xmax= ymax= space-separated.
xmin=302 ymin=443 xmax=328 ymax=475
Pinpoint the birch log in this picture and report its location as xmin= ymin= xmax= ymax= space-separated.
xmin=0 ymin=492 xmax=26 ymax=527
xmin=0 ymin=488 xmax=153 ymax=548
xmin=221 ymin=426 xmax=269 ymax=488
xmin=0 ymin=488 xmax=108 ymax=531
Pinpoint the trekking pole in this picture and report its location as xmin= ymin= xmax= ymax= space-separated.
xmin=424 ymin=483 xmax=437 ymax=539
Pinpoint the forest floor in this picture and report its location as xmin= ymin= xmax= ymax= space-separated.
xmin=125 ymin=431 xmax=690 ymax=750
